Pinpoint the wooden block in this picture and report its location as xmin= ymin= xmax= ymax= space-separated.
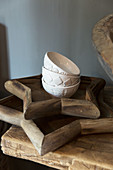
xmin=2 ymin=126 xmax=113 ymax=170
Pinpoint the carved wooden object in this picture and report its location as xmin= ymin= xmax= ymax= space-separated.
xmin=0 ymin=75 xmax=80 ymax=155
xmin=1 ymin=85 xmax=113 ymax=169
xmin=92 ymin=14 xmax=113 ymax=81
xmin=0 ymin=75 xmax=113 ymax=157
xmin=5 ymin=76 xmax=105 ymax=120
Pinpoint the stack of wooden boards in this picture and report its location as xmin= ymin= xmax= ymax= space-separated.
xmin=0 ymin=75 xmax=113 ymax=157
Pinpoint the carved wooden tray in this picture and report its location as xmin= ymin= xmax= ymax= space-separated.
xmin=0 ymin=75 xmax=113 ymax=156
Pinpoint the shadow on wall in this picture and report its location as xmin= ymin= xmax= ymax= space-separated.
xmin=0 ymin=24 xmax=54 ymax=170
xmin=0 ymin=24 xmax=10 ymax=98
xmin=0 ymin=24 xmax=10 ymax=170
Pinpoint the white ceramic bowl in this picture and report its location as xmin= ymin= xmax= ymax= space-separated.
xmin=42 ymin=78 xmax=80 ymax=98
xmin=44 ymin=52 xmax=80 ymax=76
xmin=42 ymin=66 xmax=80 ymax=87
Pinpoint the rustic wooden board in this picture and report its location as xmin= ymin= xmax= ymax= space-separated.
xmin=1 ymin=75 xmax=81 ymax=155
xmin=0 ymin=75 xmax=112 ymax=155
xmin=1 ymin=126 xmax=113 ymax=170
xmin=4 ymin=75 xmax=105 ymax=119
xmin=1 ymin=83 xmax=113 ymax=169
xmin=1 ymin=75 xmax=113 ymax=169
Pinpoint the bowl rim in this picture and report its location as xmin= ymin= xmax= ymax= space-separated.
xmin=42 ymin=77 xmax=80 ymax=89
xmin=44 ymin=51 xmax=80 ymax=75
xmin=42 ymin=66 xmax=80 ymax=78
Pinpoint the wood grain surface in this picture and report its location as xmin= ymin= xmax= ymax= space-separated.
xmin=92 ymin=14 xmax=113 ymax=81
xmin=1 ymin=126 xmax=113 ymax=170
xmin=62 ymin=98 xmax=100 ymax=118
xmin=1 ymin=76 xmax=113 ymax=169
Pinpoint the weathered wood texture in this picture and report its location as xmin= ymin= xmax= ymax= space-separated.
xmin=92 ymin=14 xmax=113 ymax=81
xmin=1 ymin=75 xmax=113 ymax=169
xmin=25 ymin=99 xmax=61 ymax=120
xmin=0 ymin=75 xmax=107 ymax=155
xmin=0 ymin=101 xmax=81 ymax=156
xmin=5 ymin=80 xmax=32 ymax=114
xmin=0 ymin=75 xmax=113 ymax=156
xmin=25 ymin=98 xmax=100 ymax=120
xmin=86 ymin=77 xmax=105 ymax=107
xmin=69 ymin=160 xmax=110 ymax=170
xmin=62 ymin=98 xmax=100 ymax=118
xmin=1 ymin=85 xmax=113 ymax=169
xmin=1 ymin=126 xmax=113 ymax=170
xmin=98 ymin=89 xmax=113 ymax=117
xmin=80 ymin=118 xmax=113 ymax=134
xmin=0 ymin=102 xmax=82 ymax=156
xmin=5 ymin=75 xmax=105 ymax=120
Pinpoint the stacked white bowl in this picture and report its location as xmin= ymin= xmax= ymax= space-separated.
xmin=42 ymin=52 xmax=80 ymax=98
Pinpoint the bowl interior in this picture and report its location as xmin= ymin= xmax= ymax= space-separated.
xmin=47 ymin=52 xmax=80 ymax=75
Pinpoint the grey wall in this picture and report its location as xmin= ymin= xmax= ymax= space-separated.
xmin=0 ymin=0 xmax=113 ymax=84
xmin=0 ymin=1 xmax=113 ymax=169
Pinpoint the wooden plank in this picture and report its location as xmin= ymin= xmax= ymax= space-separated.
xmin=1 ymin=84 xmax=113 ymax=169
xmin=80 ymin=118 xmax=113 ymax=134
xmin=2 ymin=126 xmax=113 ymax=170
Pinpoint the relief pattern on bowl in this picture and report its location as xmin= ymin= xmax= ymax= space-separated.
xmin=42 ymin=66 xmax=79 ymax=87
xmin=43 ymin=72 xmax=79 ymax=87
xmin=42 ymin=78 xmax=80 ymax=98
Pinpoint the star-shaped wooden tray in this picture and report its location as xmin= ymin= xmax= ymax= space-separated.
xmin=0 ymin=75 xmax=112 ymax=156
